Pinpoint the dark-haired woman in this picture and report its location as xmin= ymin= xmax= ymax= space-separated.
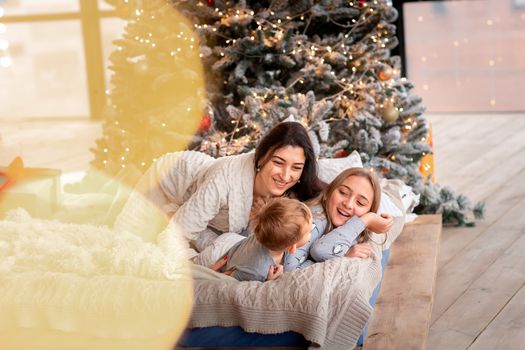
xmin=114 ymin=121 xmax=325 ymax=258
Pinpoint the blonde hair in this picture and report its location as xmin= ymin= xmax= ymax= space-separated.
xmin=320 ymin=167 xmax=383 ymax=243
xmin=250 ymin=197 xmax=312 ymax=251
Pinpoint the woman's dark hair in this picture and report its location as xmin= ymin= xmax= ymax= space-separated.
xmin=254 ymin=121 xmax=326 ymax=201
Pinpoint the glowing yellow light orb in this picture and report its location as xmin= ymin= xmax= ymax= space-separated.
xmin=1 ymin=1 xmax=201 ymax=348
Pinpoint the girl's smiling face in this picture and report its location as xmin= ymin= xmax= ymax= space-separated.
xmin=327 ymin=175 xmax=374 ymax=227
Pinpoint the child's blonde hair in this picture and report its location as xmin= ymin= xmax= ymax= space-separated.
xmin=250 ymin=197 xmax=312 ymax=251
xmin=320 ymin=167 xmax=382 ymax=243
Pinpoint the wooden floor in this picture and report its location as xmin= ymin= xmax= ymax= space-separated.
xmin=427 ymin=112 xmax=525 ymax=349
xmin=1 ymin=112 xmax=524 ymax=349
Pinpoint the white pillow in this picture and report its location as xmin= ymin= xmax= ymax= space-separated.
xmin=317 ymin=150 xmax=363 ymax=184
xmin=378 ymin=190 xmax=404 ymax=217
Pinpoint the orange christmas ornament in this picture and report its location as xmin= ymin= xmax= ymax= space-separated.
xmin=378 ymin=65 xmax=393 ymax=81
xmin=198 ymin=114 xmax=212 ymax=132
xmin=419 ymin=122 xmax=435 ymax=183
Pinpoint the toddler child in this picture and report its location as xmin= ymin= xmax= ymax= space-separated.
xmin=221 ymin=197 xmax=312 ymax=281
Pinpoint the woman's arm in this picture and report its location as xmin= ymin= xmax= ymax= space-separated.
xmin=345 ymin=242 xmax=372 ymax=259
xmin=115 ymin=151 xmax=222 ymax=241
xmin=170 ymin=169 xmax=229 ymax=240
xmin=310 ymin=216 xmax=366 ymax=262
xmin=360 ymin=212 xmax=394 ymax=233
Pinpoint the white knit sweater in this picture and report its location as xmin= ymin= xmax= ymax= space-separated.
xmin=114 ymin=151 xmax=255 ymax=245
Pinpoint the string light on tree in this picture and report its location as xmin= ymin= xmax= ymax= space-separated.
xmin=91 ymin=0 xmax=205 ymax=175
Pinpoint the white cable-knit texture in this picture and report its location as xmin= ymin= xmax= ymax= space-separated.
xmin=0 ymin=208 xmax=189 ymax=279
xmin=114 ymin=151 xmax=255 ymax=244
xmin=189 ymin=217 xmax=404 ymax=350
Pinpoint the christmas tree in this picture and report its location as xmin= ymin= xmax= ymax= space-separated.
xmin=92 ymin=0 xmax=483 ymax=225
xmin=91 ymin=0 xmax=206 ymax=176
xmin=174 ymin=0 xmax=483 ymax=225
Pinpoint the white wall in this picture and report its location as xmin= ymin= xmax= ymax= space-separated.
xmin=404 ymin=0 xmax=525 ymax=112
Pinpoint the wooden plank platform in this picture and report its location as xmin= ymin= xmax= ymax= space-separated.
xmin=363 ymin=214 xmax=442 ymax=350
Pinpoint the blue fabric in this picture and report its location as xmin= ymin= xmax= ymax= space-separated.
xmin=179 ymin=248 xmax=391 ymax=348
xmin=356 ymin=248 xmax=391 ymax=346
xmin=177 ymin=326 xmax=309 ymax=347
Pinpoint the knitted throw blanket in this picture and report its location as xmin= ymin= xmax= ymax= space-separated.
xmin=188 ymin=178 xmax=407 ymax=349
xmin=192 ymin=258 xmax=377 ymax=349
xmin=189 ymin=216 xmax=405 ymax=350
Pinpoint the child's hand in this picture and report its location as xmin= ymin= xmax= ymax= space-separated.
xmin=345 ymin=243 xmax=372 ymax=259
xmin=208 ymin=255 xmax=233 ymax=276
xmin=208 ymin=255 xmax=227 ymax=271
xmin=361 ymin=213 xmax=394 ymax=233
xmin=267 ymin=264 xmax=284 ymax=280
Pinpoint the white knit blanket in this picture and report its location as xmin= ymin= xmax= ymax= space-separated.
xmin=0 ymin=209 xmax=189 ymax=280
xmin=0 ymin=209 xmax=195 ymax=350
xmin=192 ymin=256 xmax=380 ymax=349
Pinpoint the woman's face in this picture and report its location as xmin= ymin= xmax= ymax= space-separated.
xmin=254 ymin=146 xmax=305 ymax=198
xmin=327 ymin=175 xmax=374 ymax=227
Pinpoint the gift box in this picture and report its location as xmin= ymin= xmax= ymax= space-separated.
xmin=0 ymin=161 xmax=61 ymax=219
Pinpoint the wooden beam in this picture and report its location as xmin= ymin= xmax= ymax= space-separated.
xmin=175 ymin=348 xmax=305 ymax=350
xmin=79 ymin=0 xmax=107 ymax=120
xmin=363 ymin=215 xmax=442 ymax=350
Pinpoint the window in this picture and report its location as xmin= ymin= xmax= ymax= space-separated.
xmin=0 ymin=0 xmax=122 ymax=119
